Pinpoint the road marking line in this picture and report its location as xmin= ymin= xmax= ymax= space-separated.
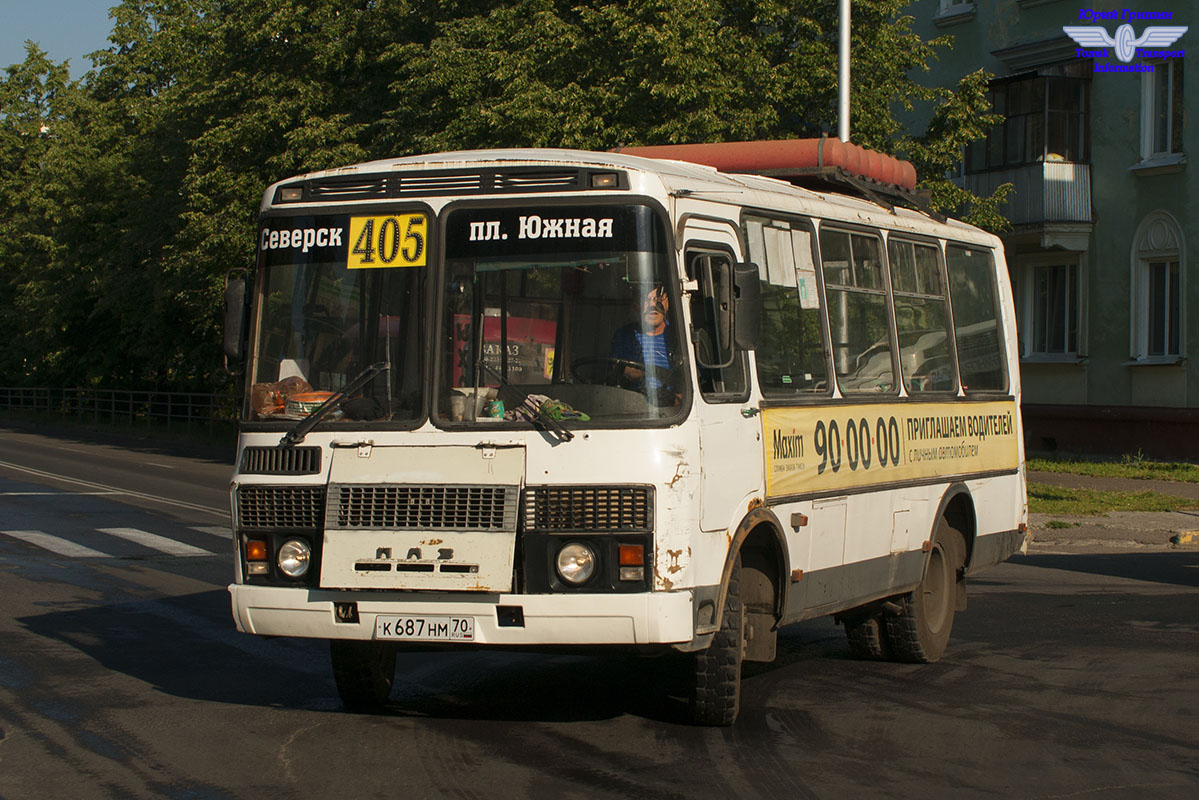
xmin=0 ymin=459 xmax=226 ymax=518
xmin=51 ymin=446 xmax=93 ymax=455
xmin=191 ymin=526 xmax=232 ymax=539
xmin=1 ymin=529 xmax=112 ymax=558
xmin=0 ymin=491 xmax=120 ymax=496
xmin=97 ymin=527 xmax=216 ymax=557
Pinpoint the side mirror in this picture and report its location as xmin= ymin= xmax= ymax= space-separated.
xmin=733 ymin=262 xmax=761 ymax=351
xmin=223 ymin=275 xmax=249 ymax=371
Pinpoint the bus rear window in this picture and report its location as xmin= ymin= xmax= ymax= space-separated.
xmin=946 ymin=245 xmax=1007 ymax=393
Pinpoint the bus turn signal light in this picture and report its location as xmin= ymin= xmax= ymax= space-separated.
xmin=619 ymin=544 xmax=645 ymax=581
xmin=245 ymin=539 xmax=268 ymax=561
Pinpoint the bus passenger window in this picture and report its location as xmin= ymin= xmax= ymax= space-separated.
xmin=744 ymin=216 xmax=829 ymax=396
xmin=819 ymin=229 xmax=895 ymax=394
xmin=888 ymin=239 xmax=957 ymax=394
xmin=946 ymin=245 xmax=1007 ymax=392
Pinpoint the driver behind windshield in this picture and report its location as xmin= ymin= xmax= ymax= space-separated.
xmin=610 ymin=282 xmax=682 ymax=405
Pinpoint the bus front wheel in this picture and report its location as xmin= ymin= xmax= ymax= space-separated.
xmin=886 ymin=520 xmax=966 ymax=663
xmin=331 ymin=639 xmax=397 ymax=711
xmin=690 ymin=551 xmax=745 ymax=726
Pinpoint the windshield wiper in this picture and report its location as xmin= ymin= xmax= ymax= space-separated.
xmin=477 ymin=362 xmax=574 ymax=443
xmin=281 ymin=362 xmax=389 ymax=446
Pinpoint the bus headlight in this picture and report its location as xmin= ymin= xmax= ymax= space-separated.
xmin=277 ymin=538 xmax=311 ymax=578
xmin=556 ymin=543 xmax=596 ymax=585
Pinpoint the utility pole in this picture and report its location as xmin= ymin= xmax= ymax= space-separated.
xmin=838 ymin=0 xmax=851 ymax=143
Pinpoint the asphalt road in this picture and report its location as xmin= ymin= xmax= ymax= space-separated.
xmin=1 ymin=424 xmax=1197 ymax=799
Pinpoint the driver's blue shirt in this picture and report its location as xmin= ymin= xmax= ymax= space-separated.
xmin=610 ymin=322 xmax=674 ymax=390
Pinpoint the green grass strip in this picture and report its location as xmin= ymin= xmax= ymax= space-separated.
xmin=1027 ymin=455 xmax=1199 ymax=483
xmin=1028 ymin=483 xmax=1199 ymax=516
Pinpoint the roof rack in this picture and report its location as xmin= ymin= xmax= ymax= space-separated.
xmin=614 ymin=137 xmax=943 ymax=220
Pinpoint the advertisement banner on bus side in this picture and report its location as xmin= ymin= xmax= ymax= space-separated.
xmin=763 ymin=400 xmax=1019 ymax=498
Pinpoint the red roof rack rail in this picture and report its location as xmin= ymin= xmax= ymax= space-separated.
xmin=614 ymin=137 xmax=937 ymax=217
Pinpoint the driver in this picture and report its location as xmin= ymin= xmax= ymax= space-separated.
xmin=609 ymin=282 xmax=681 ymax=404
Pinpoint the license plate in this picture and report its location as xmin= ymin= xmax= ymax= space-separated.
xmin=375 ymin=615 xmax=475 ymax=642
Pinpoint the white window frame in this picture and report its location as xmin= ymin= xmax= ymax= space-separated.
xmin=1018 ymin=254 xmax=1086 ymax=362
xmin=1129 ymin=211 xmax=1185 ymax=362
xmin=934 ymin=0 xmax=976 ymax=25
xmin=1139 ymin=60 xmax=1185 ymax=163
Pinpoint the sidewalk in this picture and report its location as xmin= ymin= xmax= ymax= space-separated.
xmin=1027 ymin=470 xmax=1199 ymax=550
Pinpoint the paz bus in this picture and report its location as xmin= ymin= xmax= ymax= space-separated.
xmin=224 ymin=140 xmax=1026 ymax=725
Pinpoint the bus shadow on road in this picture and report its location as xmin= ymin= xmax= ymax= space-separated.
xmin=1012 ymin=550 xmax=1199 ymax=588
xmin=17 ymin=588 xmax=809 ymax=724
xmin=17 ymin=588 xmax=335 ymax=710
xmin=15 ymin=585 xmax=1032 ymax=725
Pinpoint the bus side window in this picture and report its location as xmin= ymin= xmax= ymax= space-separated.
xmin=819 ymin=228 xmax=896 ymax=394
xmin=744 ymin=216 xmax=830 ymax=397
xmin=946 ymin=245 xmax=1008 ymax=393
xmin=687 ymin=249 xmax=748 ymax=400
xmin=888 ymin=239 xmax=957 ymax=394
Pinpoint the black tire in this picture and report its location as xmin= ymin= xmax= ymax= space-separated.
xmin=330 ymin=639 xmax=397 ymax=711
xmin=690 ymin=552 xmax=745 ymax=726
xmin=886 ymin=520 xmax=966 ymax=663
xmin=844 ymin=613 xmax=893 ymax=661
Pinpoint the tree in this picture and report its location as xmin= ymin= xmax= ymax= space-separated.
xmin=0 ymin=44 xmax=79 ymax=384
xmin=380 ymin=0 xmax=1007 ymax=227
xmin=0 ymin=0 xmax=1006 ymax=391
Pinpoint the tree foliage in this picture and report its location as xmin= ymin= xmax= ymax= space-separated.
xmin=0 ymin=0 xmax=1005 ymax=391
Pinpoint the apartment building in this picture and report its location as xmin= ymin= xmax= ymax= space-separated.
xmin=909 ymin=0 xmax=1193 ymax=458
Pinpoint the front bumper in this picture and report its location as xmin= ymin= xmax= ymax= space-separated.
xmin=229 ymin=584 xmax=695 ymax=645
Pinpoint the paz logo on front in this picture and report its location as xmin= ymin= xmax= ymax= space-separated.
xmin=1063 ymin=24 xmax=1186 ymax=63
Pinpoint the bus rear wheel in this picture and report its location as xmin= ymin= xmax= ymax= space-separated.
xmin=885 ymin=520 xmax=965 ymax=663
xmin=690 ymin=552 xmax=745 ymax=726
xmin=844 ymin=613 xmax=893 ymax=660
xmin=331 ymin=640 xmax=397 ymax=711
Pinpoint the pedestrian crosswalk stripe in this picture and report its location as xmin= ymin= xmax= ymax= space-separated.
xmin=190 ymin=526 xmax=232 ymax=539
xmin=1 ymin=529 xmax=112 ymax=558
xmin=97 ymin=527 xmax=216 ymax=557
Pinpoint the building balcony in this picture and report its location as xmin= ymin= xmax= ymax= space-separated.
xmin=963 ymin=162 xmax=1092 ymax=250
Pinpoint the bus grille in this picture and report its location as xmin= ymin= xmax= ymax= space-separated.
xmin=329 ymin=485 xmax=519 ymax=531
xmin=239 ymin=446 xmax=321 ymax=475
xmin=237 ymin=486 xmax=326 ymax=530
xmin=524 ymin=485 xmax=653 ymax=532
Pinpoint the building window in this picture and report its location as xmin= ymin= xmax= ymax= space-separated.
xmin=935 ymin=0 xmax=976 ymax=20
xmin=1020 ymin=259 xmax=1081 ymax=358
xmin=1141 ymin=61 xmax=1184 ymax=160
xmin=1145 ymin=261 xmax=1180 ymax=356
xmin=966 ymin=64 xmax=1090 ymax=172
xmin=1131 ymin=212 xmax=1185 ymax=361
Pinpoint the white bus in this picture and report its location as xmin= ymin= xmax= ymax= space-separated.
xmin=224 ymin=141 xmax=1026 ymax=725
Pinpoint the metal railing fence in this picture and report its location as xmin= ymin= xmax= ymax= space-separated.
xmin=0 ymin=387 xmax=239 ymax=430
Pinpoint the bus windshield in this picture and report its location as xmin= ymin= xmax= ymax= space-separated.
xmin=248 ymin=213 xmax=427 ymax=424
xmin=439 ymin=204 xmax=685 ymax=426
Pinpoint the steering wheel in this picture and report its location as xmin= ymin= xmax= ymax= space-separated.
xmin=571 ymin=356 xmax=681 ymax=401
xmin=570 ymin=357 xmax=644 ymax=385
